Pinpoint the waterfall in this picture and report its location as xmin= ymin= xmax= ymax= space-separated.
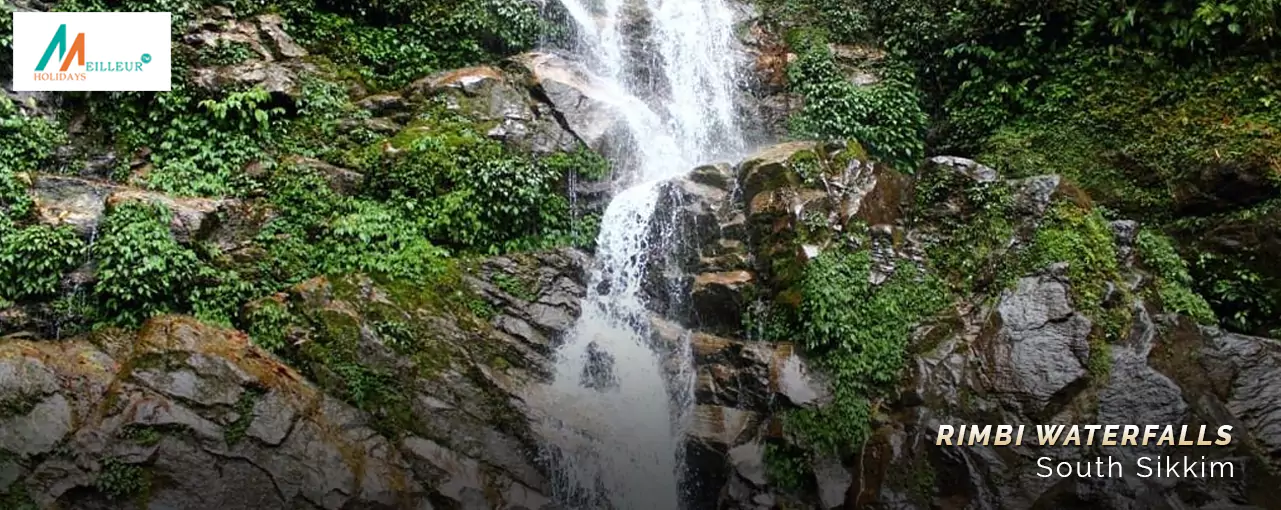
xmin=533 ymin=0 xmax=747 ymax=509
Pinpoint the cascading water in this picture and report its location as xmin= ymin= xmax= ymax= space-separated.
xmin=534 ymin=0 xmax=747 ymax=509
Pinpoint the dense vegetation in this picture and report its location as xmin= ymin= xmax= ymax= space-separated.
xmin=762 ymin=0 xmax=1280 ymax=335
xmin=0 ymin=0 xmax=602 ymax=336
xmin=748 ymin=0 xmax=1273 ymax=494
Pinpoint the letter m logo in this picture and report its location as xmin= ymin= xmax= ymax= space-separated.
xmin=35 ymin=24 xmax=85 ymax=72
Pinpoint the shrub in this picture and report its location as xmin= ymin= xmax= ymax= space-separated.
xmin=88 ymin=85 xmax=280 ymax=197
xmin=2 ymin=97 xmax=64 ymax=224
xmin=787 ymin=32 xmax=928 ymax=170
xmin=366 ymin=113 xmax=575 ymax=254
xmin=788 ymin=246 xmax=949 ymax=454
xmin=93 ymin=202 xmax=201 ymax=325
xmin=0 ymin=225 xmax=86 ymax=301
xmin=1136 ymin=229 xmax=1217 ymax=324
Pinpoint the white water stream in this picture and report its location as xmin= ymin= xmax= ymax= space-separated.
xmin=534 ymin=0 xmax=747 ymax=509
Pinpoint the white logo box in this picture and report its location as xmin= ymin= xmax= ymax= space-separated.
xmin=11 ymin=11 xmax=172 ymax=92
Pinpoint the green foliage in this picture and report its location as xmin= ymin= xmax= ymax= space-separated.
xmin=786 ymin=32 xmax=928 ymax=170
xmin=0 ymin=225 xmax=86 ymax=301
xmin=980 ymin=58 xmax=1280 ymax=218
xmin=542 ymin=147 xmax=613 ymax=182
xmin=93 ymin=202 xmax=201 ymax=326
xmin=280 ymin=308 xmax=416 ymax=436
xmin=763 ymin=442 xmax=812 ymax=493
xmin=246 ymin=300 xmax=294 ymax=353
xmin=279 ymin=76 xmax=381 ymax=165
xmin=1 ymin=97 xmax=63 ymax=226
xmin=789 ymin=246 xmax=949 ymax=454
xmin=94 ymin=457 xmax=150 ymax=501
xmin=914 ymin=165 xmax=1016 ymax=291
xmin=1 ymin=96 xmax=66 ymax=177
xmin=1194 ymin=251 xmax=1276 ymax=332
xmin=323 ymin=200 xmax=451 ymax=279
xmin=88 ymin=84 xmax=280 ymax=197
xmin=0 ymin=4 xmax=13 ymax=52
xmin=366 ymin=112 xmax=578 ymax=254
xmin=2 ymin=0 xmax=604 ymax=341
xmin=1026 ymin=202 xmax=1134 ymax=347
xmin=757 ymin=0 xmax=872 ymax=43
xmin=1136 ymin=229 xmax=1217 ymax=324
xmin=0 ymin=482 xmax=38 ymax=510
xmin=285 ymin=0 xmax=549 ymax=90
xmin=196 ymin=40 xmax=258 ymax=67
xmin=0 ymin=392 xmax=42 ymax=419
xmin=119 ymin=425 xmax=165 ymax=446
xmin=493 ymin=273 xmax=537 ymax=301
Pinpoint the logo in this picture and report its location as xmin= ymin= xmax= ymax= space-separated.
xmin=12 ymin=12 xmax=171 ymax=91
xmin=35 ymin=24 xmax=87 ymax=73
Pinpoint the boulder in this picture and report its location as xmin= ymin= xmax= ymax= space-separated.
xmin=191 ymin=59 xmax=316 ymax=99
xmin=106 ymin=188 xmax=235 ymax=244
xmin=30 ymin=174 xmax=233 ymax=244
xmin=981 ymin=269 xmax=1093 ymax=418
xmin=407 ymin=64 xmax=580 ymax=155
xmin=286 ymin=156 xmax=365 ymax=196
xmin=510 ymin=52 xmax=632 ymax=156
xmin=29 ymin=174 xmax=116 ymax=237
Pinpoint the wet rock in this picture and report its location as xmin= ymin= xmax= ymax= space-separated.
xmin=690 ymin=163 xmax=736 ymax=190
xmin=355 ymin=94 xmax=409 ymax=117
xmin=581 ymin=341 xmax=617 ymax=390
xmin=813 ymin=455 xmax=852 ymax=509
xmin=30 ymin=174 xmax=116 ymax=237
xmin=691 ymin=271 xmax=755 ymax=335
xmin=1098 ymin=306 xmax=1187 ymax=459
xmin=30 ymin=174 xmax=232 ymax=243
xmin=468 ymin=248 xmax=591 ymax=356
xmin=690 ymin=405 xmax=761 ymax=447
xmin=106 ymin=188 xmax=235 ymax=244
xmin=1009 ymin=174 xmax=1062 ymax=217
xmin=983 ymin=272 xmax=1092 ymax=417
xmin=924 ymin=156 xmax=998 ymax=183
xmin=1198 ymin=328 xmax=1281 ymax=464
xmin=728 ymin=441 xmax=768 ymax=487
xmin=1110 ymin=220 xmax=1140 ymax=267
xmin=511 ymin=52 xmax=631 ymax=156
xmin=191 ymin=59 xmax=316 ymax=99
xmin=185 ymin=10 xmax=313 ymax=99
xmin=829 ymin=43 xmax=884 ymax=86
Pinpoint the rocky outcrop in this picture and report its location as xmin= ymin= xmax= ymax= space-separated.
xmin=1 ymin=248 xmax=589 ymax=509
xmin=982 ymin=268 xmax=1094 ymax=419
xmin=407 ymin=64 xmax=581 ymax=156
xmin=510 ymin=52 xmax=633 ymax=160
xmin=30 ymin=174 xmax=239 ymax=243
xmin=0 ymin=316 xmax=428 ymax=509
xmin=643 ymin=141 xmax=1281 ymax=510
xmin=187 ymin=8 xmax=315 ymax=99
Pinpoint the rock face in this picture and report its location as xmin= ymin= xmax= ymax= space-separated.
xmin=408 ymin=63 xmax=581 ymax=156
xmin=187 ymin=9 xmax=315 ymax=99
xmin=637 ymin=141 xmax=1281 ymax=510
xmin=1 ymin=316 xmax=427 ymax=509
xmin=983 ymin=269 xmax=1093 ymax=418
xmin=0 ymin=248 xmax=590 ymax=509
xmin=510 ymin=52 xmax=634 ymax=161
